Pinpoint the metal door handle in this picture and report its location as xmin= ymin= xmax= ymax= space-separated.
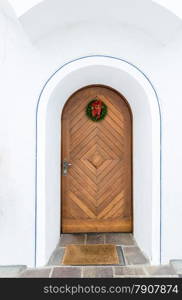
xmin=63 ymin=160 xmax=72 ymax=176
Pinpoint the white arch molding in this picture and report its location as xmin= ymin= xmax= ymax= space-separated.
xmin=36 ymin=56 xmax=161 ymax=267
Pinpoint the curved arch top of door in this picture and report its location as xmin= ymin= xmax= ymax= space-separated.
xmin=61 ymin=85 xmax=132 ymax=233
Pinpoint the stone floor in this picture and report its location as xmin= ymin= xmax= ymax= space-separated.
xmin=0 ymin=234 xmax=181 ymax=278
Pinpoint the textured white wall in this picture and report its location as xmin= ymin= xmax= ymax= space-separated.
xmin=8 ymin=0 xmax=43 ymax=17
xmin=0 ymin=1 xmax=45 ymax=266
xmin=154 ymin=0 xmax=182 ymax=18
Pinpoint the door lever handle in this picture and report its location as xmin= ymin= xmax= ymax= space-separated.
xmin=63 ymin=160 xmax=72 ymax=176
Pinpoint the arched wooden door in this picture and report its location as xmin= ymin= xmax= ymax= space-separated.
xmin=61 ymin=85 xmax=132 ymax=233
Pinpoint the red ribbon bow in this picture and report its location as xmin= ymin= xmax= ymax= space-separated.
xmin=91 ymin=100 xmax=102 ymax=119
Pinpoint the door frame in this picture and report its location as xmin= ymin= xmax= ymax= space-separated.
xmin=61 ymin=84 xmax=133 ymax=233
xmin=35 ymin=55 xmax=161 ymax=267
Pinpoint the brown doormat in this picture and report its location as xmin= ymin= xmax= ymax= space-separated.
xmin=62 ymin=244 xmax=119 ymax=265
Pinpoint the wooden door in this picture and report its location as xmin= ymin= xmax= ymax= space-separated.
xmin=61 ymin=85 xmax=132 ymax=233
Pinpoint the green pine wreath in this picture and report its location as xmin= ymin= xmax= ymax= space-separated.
xmin=86 ymin=98 xmax=107 ymax=122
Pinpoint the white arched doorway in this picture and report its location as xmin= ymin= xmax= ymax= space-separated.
xmin=36 ymin=56 xmax=161 ymax=267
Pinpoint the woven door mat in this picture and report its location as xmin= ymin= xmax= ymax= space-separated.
xmin=62 ymin=244 xmax=120 ymax=265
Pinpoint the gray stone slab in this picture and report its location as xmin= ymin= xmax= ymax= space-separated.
xmin=51 ymin=267 xmax=82 ymax=278
xmin=48 ymin=247 xmax=65 ymax=266
xmin=0 ymin=265 xmax=27 ymax=278
xmin=123 ymin=246 xmax=149 ymax=265
xmin=145 ymin=265 xmax=177 ymax=276
xmin=114 ymin=266 xmax=146 ymax=277
xmin=83 ymin=267 xmax=113 ymax=278
xmin=86 ymin=233 xmax=105 ymax=244
xmin=20 ymin=268 xmax=51 ymax=278
xmin=170 ymin=260 xmax=182 ymax=274
xmin=59 ymin=234 xmax=85 ymax=246
xmin=105 ymin=233 xmax=135 ymax=246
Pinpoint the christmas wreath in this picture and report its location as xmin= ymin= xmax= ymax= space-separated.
xmin=86 ymin=98 xmax=107 ymax=121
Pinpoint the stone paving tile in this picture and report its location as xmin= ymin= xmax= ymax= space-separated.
xmin=170 ymin=260 xmax=182 ymax=274
xmin=20 ymin=268 xmax=51 ymax=278
xmin=48 ymin=247 xmax=65 ymax=266
xmin=59 ymin=234 xmax=85 ymax=246
xmin=105 ymin=233 xmax=135 ymax=246
xmin=123 ymin=246 xmax=149 ymax=265
xmin=86 ymin=233 xmax=105 ymax=244
xmin=114 ymin=266 xmax=146 ymax=277
xmin=83 ymin=267 xmax=113 ymax=278
xmin=0 ymin=265 xmax=27 ymax=278
xmin=145 ymin=265 xmax=177 ymax=276
xmin=51 ymin=267 xmax=82 ymax=278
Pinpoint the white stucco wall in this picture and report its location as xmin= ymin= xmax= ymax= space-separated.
xmin=0 ymin=0 xmax=45 ymax=266
xmin=20 ymin=0 xmax=182 ymax=264
xmin=0 ymin=0 xmax=182 ymax=266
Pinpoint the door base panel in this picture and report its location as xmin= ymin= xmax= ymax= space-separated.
xmin=62 ymin=218 xmax=132 ymax=233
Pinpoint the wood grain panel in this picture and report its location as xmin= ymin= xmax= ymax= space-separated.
xmin=61 ymin=85 xmax=132 ymax=233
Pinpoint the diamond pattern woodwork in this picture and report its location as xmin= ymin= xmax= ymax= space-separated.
xmin=61 ymin=86 xmax=132 ymax=233
xmin=88 ymin=151 xmax=105 ymax=169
